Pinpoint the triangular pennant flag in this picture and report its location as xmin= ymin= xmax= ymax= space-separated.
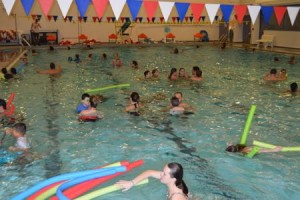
xmin=125 ymin=17 xmax=131 ymax=22
xmin=261 ymin=6 xmax=274 ymax=25
xmin=83 ymin=16 xmax=88 ymax=22
xmin=92 ymin=0 xmax=109 ymax=18
xmin=172 ymin=17 xmax=176 ymax=23
xmin=190 ymin=3 xmax=204 ymax=22
xmin=152 ymin=17 xmax=155 ymax=23
xmin=121 ymin=17 xmax=125 ymax=23
xmin=107 ymin=17 xmax=111 ymax=22
xmin=53 ymin=15 xmax=58 ymax=21
xmin=175 ymin=2 xmax=190 ymax=22
xmin=215 ymin=16 xmax=219 ymax=21
xmin=205 ymin=4 xmax=220 ymax=24
xmin=78 ymin=17 xmax=83 ymax=22
xmin=68 ymin=16 xmax=73 ymax=22
xmin=138 ymin=17 xmax=143 ymax=23
xmin=112 ymin=17 xmax=116 ymax=22
xmin=38 ymin=0 xmax=54 ymax=16
xmin=93 ymin=16 xmax=98 ymax=22
xmin=176 ymin=17 xmax=180 ymax=23
xmin=220 ymin=5 xmax=234 ymax=23
xmin=109 ymin=0 xmax=126 ymax=20
xmin=185 ymin=17 xmax=188 ymax=22
xmin=287 ymin=7 xmax=300 ymax=26
xmin=160 ymin=17 xmax=164 ymax=23
xmin=2 ymin=0 xmax=16 ymax=15
xmin=127 ymin=0 xmax=142 ymax=21
xmin=248 ymin=5 xmax=261 ymax=25
xmin=47 ymin=15 xmax=52 ymax=21
xmin=189 ymin=16 xmax=193 ymax=22
xmin=201 ymin=16 xmax=205 ymax=22
xmin=21 ymin=0 xmax=35 ymax=16
xmin=159 ymin=1 xmax=174 ymax=22
xmin=64 ymin=17 xmax=68 ymax=22
xmin=37 ymin=15 xmax=42 ymax=20
xmin=31 ymin=14 xmax=37 ymax=20
xmin=274 ymin=6 xmax=287 ymax=26
xmin=99 ymin=17 xmax=102 ymax=22
xmin=234 ymin=5 xmax=247 ymax=24
xmin=147 ymin=17 xmax=151 ymax=23
xmin=144 ymin=1 xmax=158 ymax=21
xmin=75 ymin=0 xmax=91 ymax=17
xmin=57 ymin=0 xmax=72 ymax=18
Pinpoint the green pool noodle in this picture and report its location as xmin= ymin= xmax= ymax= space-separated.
xmin=240 ymin=105 xmax=257 ymax=145
xmin=85 ymin=83 xmax=130 ymax=93
xmin=75 ymin=178 xmax=149 ymax=200
xmin=253 ymin=140 xmax=300 ymax=152
xmin=246 ymin=146 xmax=260 ymax=158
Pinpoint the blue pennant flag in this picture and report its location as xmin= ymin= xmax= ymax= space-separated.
xmin=75 ymin=0 xmax=91 ymax=17
xmin=261 ymin=6 xmax=274 ymax=25
xmin=220 ymin=5 xmax=233 ymax=23
xmin=21 ymin=0 xmax=35 ymax=16
xmin=175 ymin=2 xmax=190 ymax=22
xmin=127 ymin=0 xmax=143 ymax=21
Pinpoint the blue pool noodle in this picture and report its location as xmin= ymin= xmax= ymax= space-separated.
xmin=10 ymin=166 xmax=124 ymax=200
xmin=56 ymin=166 xmax=126 ymax=200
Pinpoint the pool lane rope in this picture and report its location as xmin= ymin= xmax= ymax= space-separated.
xmin=253 ymin=140 xmax=300 ymax=152
xmin=240 ymin=105 xmax=257 ymax=145
xmin=85 ymin=83 xmax=130 ymax=93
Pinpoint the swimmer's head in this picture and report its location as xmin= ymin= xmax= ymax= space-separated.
xmin=132 ymin=60 xmax=138 ymax=67
xmin=174 ymin=48 xmax=179 ymax=54
xmin=75 ymin=54 xmax=80 ymax=59
xmin=81 ymin=93 xmax=90 ymax=100
xmin=102 ymin=53 xmax=107 ymax=59
xmin=1 ymin=68 xmax=8 ymax=74
xmin=171 ymin=96 xmax=180 ymax=107
xmin=179 ymin=68 xmax=186 ymax=77
xmin=0 ymin=99 xmax=7 ymax=111
xmin=88 ymin=54 xmax=93 ymax=58
xmin=130 ymin=92 xmax=140 ymax=103
xmin=12 ymin=123 xmax=26 ymax=136
xmin=144 ymin=70 xmax=151 ymax=78
xmin=174 ymin=92 xmax=183 ymax=102
xmin=225 ymin=144 xmax=246 ymax=152
xmin=50 ymin=62 xmax=56 ymax=69
xmin=195 ymin=69 xmax=202 ymax=78
xmin=169 ymin=68 xmax=177 ymax=80
xmin=152 ymin=69 xmax=158 ymax=77
xmin=81 ymin=93 xmax=90 ymax=106
xmin=67 ymin=46 xmax=71 ymax=50
xmin=49 ymin=46 xmax=54 ymax=51
xmin=10 ymin=68 xmax=17 ymax=75
xmin=274 ymin=57 xmax=279 ymax=61
xmin=290 ymin=82 xmax=298 ymax=93
xmin=270 ymin=68 xmax=277 ymax=75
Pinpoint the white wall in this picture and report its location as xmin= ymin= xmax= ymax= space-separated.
xmin=263 ymin=30 xmax=300 ymax=48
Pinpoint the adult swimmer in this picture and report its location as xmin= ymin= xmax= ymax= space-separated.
xmin=116 ymin=162 xmax=189 ymax=200
xmin=174 ymin=92 xmax=194 ymax=111
xmin=35 ymin=62 xmax=62 ymax=75
xmin=125 ymin=92 xmax=142 ymax=116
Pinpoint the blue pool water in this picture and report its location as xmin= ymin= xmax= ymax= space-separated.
xmin=0 ymin=45 xmax=299 ymax=200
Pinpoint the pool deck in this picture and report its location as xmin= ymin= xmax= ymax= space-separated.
xmin=0 ymin=42 xmax=299 ymax=68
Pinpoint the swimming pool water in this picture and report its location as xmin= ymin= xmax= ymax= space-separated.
xmin=0 ymin=45 xmax=299 ymax=200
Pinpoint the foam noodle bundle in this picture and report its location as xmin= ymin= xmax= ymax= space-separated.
xmin=85 ymin=83 xmax=130 ymax=93
xmin=240 ymin=105 xmax=256 ymax=145
xmin=253 ymin=140 xmax=300 ymax=152
xmin=75 ymin=178 xmax=149 ymax=200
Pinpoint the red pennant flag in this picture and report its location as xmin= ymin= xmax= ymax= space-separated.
xmin=93 ymin=17 xmax=97 ymax=22
xmin=121 ymin=17 xmax=125 ymax=23
xmin=234 ymin=5 xmax=247 ymax=24
xmin=274 ymin=6 xmax=287 ymax=26
xmin=107 ymin=17 xmax=111 ymax=23
xmin=185 ymin=17 xmax=188 ymax=22
xmin=191 ymin=3 xmax=204 ymax=22
xmin=144 ymin=1 xmax=158 ymax=21
xmin=160 ymin=17 xmax=164 ymax=23
xmin=47 ymin=15 xmax=52 ymax=21
xmin=147 ymin=17 xmax=150 ymax=23
xmin=31 ymin=15 xmax=37 ymax=20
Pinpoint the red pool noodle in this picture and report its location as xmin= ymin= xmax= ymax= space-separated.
xmin=50 ymin=159 xmax=144 ymax=200
xmin=28 ymin=161 xmax=129 ymax=200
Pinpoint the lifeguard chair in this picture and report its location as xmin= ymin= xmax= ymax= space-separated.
xmin=108 ymin=34 xmax=118 ymax=43
xmin=166 ymin=33 xmax=176 ymax=43
xmin=193 ymin=33 xmax=203 ymax=42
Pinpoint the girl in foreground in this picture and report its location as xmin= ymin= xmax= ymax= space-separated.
xmin=116 ymin=162 xmax=189 ymax=200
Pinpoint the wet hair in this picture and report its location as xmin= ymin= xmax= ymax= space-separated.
xmin=174 ymin=48 xmax=179 ymax=54
xmin=24 ymin=53 xmax=28 ymax=57
xmin=75 ymin=54 xmax=80 ymax=59
xmin=274 ymin=57 xmax=279 ymax=61
xmin=102 ymin=53 xmax=107 ymax=59
xmin=10 ymin=68 xmax=17 ymax=75
xmin=0 ymin=99 xmax=7 ymax=110
xmin=130 ymin=92 xmax=140 ymax=103
xmin=168 ymin=68 xmax=177 ymax=79
xmin=290 ymin=82 xmax=298 ymax=93
xmin=1 ymin=68 xmax=8 ymax=74
xmin=168 ymin=163 xmax=189 ymax=196
xmin=270 ymin=68 xmax=277 ymax=75
xmin=280 ymin=69 xmax=287 ymax=74
xmin=90 ymin=99 xmax=97 ymax=108
xmin=50 ymin=62 xmax=55 ymax=69
xmin=225 ymin=144 xmax=246 ymax=152
xmin=67 ymin=46 xmax=71 ymax=50
xmin=81 ymin=93 xmax=90 ymax=100
xmin=132 ymin=60 xmax=138 ymax=67
xmin=144 ymin=70 xmax=150 ymax=78
xmin=195 ymin=69 xmax=202 ymax=78
xmin=88 ymin=54 xmax=93 ymax=58
xmin=49 ymin=46 xmax=54 ymax=51
xmin=196 ymin=45 xmax=199 ymax=48
xmin=170 ymin=96 xmax=180 ymax=107
xmin=13 ymin=123 xmax=27 ymax=135
xmin=152 ymin=69 xmax=158 ymax=75
xmin=193 ymin=66 xmax=200 ymax=72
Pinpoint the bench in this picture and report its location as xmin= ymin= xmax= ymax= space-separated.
xmin=257 ymin=34 xmax=274 ymax=48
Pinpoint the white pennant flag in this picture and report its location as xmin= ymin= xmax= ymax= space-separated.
xmin=2 ymin=0 xmax=16 ymax=15
xmin=205 ymin=4 xmax=220 ymax=24
xmin=287 ymin=6 xmax=300 ymax=26
xmin=109 ymin=0 xmax=126 ymax=20
xmin=57 ymin=0 xmax=72 ymax=18
xmin=159 ymin=1 xmax=175 ymax=22
xmin=248 ymin=5 xmax=261 ymax=25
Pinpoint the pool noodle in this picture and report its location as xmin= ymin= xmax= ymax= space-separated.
xmin=50 ymin=159 xmax=144 ymax=200
xmin=56 ymin=167 xmax=126 ymax=200
xmin=85 ymin=83 xmax=130 ymax=93
xmin=240 ymin=105 xmax=256 ymax=145
xmin=30 ymin=161 xmax=128 ymax=200
xmin=245 ymin=147 xmax=260 ymax=158
xmin=75 ymin=178 xmax=149 ymax=200
xmin=253 ymin=140 xmax=300 ymax=152
xmin=11 ymin=166 xmax=124 ymax=200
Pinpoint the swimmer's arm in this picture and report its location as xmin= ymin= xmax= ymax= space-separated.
xmin=259 ymin=146 xmax=282 ymax=153
xmin=116 ymin=170 xmax=161 ymax=191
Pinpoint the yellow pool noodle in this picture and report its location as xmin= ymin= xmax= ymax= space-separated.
xmin=253 ymin=140 xmax=300 ymax=152
xmin=85 ymin=83 xmax=130 ymax=93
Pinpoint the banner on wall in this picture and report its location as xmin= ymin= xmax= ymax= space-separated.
xmin=220 ymin=5 xmax=233 ymax=23
xmin=234 ymin=5 xmax=247 ymax=24
xmin=127 ymin=0 xmax=143 ymax=20
xmin=190 ymin=3 xmax=204 ymax=22
xmin=144 ymin=1 xmax=158 ymax=21
xmin=57 ymin=0 xmax=72 ymax=18
xmin=76 ymin=0 xmax=91 ymax=17
xmin=261 ymin=6 xmax=273 ymax=25
xmin=248 ymin=5 xmax=261 ymax=25
xmin=21 ymin=0 xmax=35 ymax=16
xmin=205 ymin=4 xmax=220 ymax=24
xmin=287 ymin=6 xmax=300 ymax=26
xmin=274 ymin=6 xmax=287 ymax=26
xmin=109 ymin=0 xmax=126 ymax=20
xmin=38 ymin=0 xmax=53 ymax=16
xmin=92 ymin=0 xmax=109 ymax=18
xmin=175 ymin=2 xmax=190 ymax=22
xmin=2 ymin=0 xmax=16 ymax=15
xmin=159 ymin=1 xmax=174 ymax=22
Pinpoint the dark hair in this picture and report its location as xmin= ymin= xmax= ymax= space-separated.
xmin=174 ymin=48 xmax=179 ymax=54
xmin=24 ymin=53 xmax=28 ymax=57
xmin=132 ymin=60 xmax=138 ymax=66
xmin=50 ymin=62 xmax=55 ymax=69
xmin=290 ymin=82 xmax=298 ymax=93
xmin=195 ymin=69 xmax=202 ymax=78
xmin=10 ymin=68 xmax=17 ymax=75
xmin=67 ymin=46 xmax=71 ymax=50
xmin=102 ymin=53 xmax=107 ymax=59
xmin=81 ymin=93 xmax=90 ymax=100
xmin=13 ymin=123 xmax=27 ymax=135
xmin=0 ymin=99 xmax=7 ymax=109
xmin=225 ymin=144 xmax=246 ymax=152
xmin=193 ymin=66 xmax=200 ymax=72
xmin=280 ymin=69 xmax=286 ymax=73
xmin=168 ymin=163 xmax=189 ymax=196
xmin=49 ymin=46 xmax=54 ymax=51
xmin=274 ymin=57 xmax=279 ymax=61
xmin=152 ymin=69 xmax=158 ymax=74
xmin=168 ymin=68 xmax=177 ymax=79
xmin=130 ymin=92 xmax=140 ymax=103
xmin=144 ymin=70 xmax=150 ymax=77
xmin=90 ymin=99 xmax=97 ymax=108
xmin=1 ymin=68 xmax=8 ymax=74
xmin=88 ymin=54 xmax=93 ymax=58
xmin=171 ymin=96 xmax=180 ymax=107
xmin=270 ymin=68 xmax=277 ymax=75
